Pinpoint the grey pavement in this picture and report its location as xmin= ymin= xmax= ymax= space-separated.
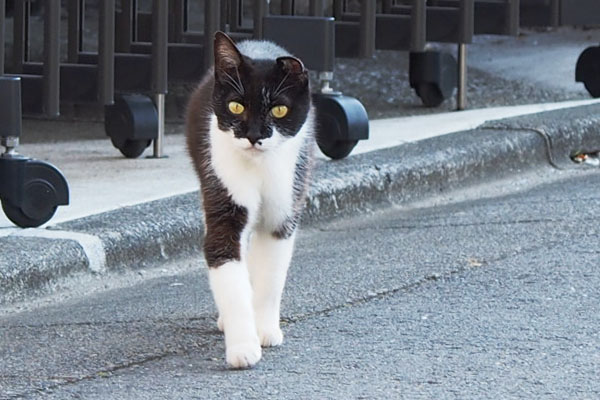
xmin=1 ymin=168 xmax=599 ymax=399
xmin=3 ymin=100 xmax=600 ymax=304
xmin=1 ymin=24 xmax=600 ymax=398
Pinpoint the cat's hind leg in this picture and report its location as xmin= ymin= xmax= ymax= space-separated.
xmin=248 ymin=230 xmax=296 ymax=347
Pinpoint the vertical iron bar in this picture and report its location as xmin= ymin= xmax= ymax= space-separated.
xmin=204 ymin=0 xmax=220 ymax=70
xmin=228 ymin=0 xmax=240 ymax=31
xmin=309 ymin=0 xmax=324 ymax=16
xmin=99 ymin=0 xmax=115 ymax=106
xmin=225 ymin=0 xmax=240 ymax=31
xmin=410 ymin=0 xmax=426 ymax=52
xmin=152 ymin=0 xmax=169 ymax=158
xmin=550 ymin=0 xmax=559 ymax=28
xmin=132 ymin=0 xmax=139 ymax=43
xmin=116 ymin=0 xmax=133 ymax=52
xmin=359 ymin=0 xmax=376 ymax=58
xmin=44 ymin=0 xmax=61 ymax=117
xmin=281 ymin=0 xmax=293 ymax=15
xmin=333 ymin=0 xmax=344 ymax=19
xmin=253 ymin=0 xmax=268 ymax=39
xmin=382 ymin=0 xmax=393 ymax=13
xmin=67 ymin=0 xmax=81 ymax=62
xmin=169 ymin=0 xmax=186 ymax=41
xmin=152 ymin=0 xmax=168 ymax=95
xmin=169 ymin=1 xmax=179 ymax=41
xmin=79 ymin=0 xmax=85 ymax=52
xmin=0 ymin=0 xmax=5 ymax=75
xmin=238 ymin=0 xmax=243 ymax=28
xmin=458 ymin=0 xmax=473 ymax=44
xmin=226 ymin=0 xmax=234 ymax=30
xmin=509 ymin=0 xmax=521 ymax=34
xmin=457 ymin=43 xmax=467 ymax=110
xmin=456 ymin=0 xmax=473 ymax=111
xmin=13 ymin=0 xmax=29 ymax=73
xmin=183 ymin=0 xmax=189 ymax=33
xmin=220 ymin=0 xmax=228 ymax=31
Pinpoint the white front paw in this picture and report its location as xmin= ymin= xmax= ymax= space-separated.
xmin=217 ymin=316 xmax=224 ymax=332
xmin=226 ymin=342 xmax=262 ymax=369
xmin=258 ymin=325 xmax=284 ymax=347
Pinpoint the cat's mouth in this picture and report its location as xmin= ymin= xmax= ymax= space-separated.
xmin=238 ymin=141 xmax=266 ymax=154
xmin=245 ymin=139 xmax=267 ymax=152
xmin=247 ymin=145 xmax=266 ymax=153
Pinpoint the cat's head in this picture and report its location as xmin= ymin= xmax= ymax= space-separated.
xmin=212 ymin=32 xmax=311 ymax=154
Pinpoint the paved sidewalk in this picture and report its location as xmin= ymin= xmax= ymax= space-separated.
xmin=1 ymin=101 xmax=600 ymax=304
xmin=1 ymin=98 xmax=597 ymax=230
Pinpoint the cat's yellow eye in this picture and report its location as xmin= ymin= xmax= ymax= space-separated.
xmin=271 ymin=105 xmax=289 ymax=119
xmin=228 ymin=101 xmax=245 ymax=115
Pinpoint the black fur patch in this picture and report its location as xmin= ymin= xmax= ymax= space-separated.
xmin=186 ymin=72 xmax=249 ymax=268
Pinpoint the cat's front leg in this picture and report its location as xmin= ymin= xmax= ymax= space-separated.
xmin=208 ymin=260 xmax=261 ymax=368
xmin=248 ymin=230 xmax=296 ymax=347
xmin=204 ymin=207 xmax=261 ymax=369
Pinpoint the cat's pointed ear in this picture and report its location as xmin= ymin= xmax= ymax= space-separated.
xmin=276 ymin=56 xmax=308 ymax=82
xmin=214 ymin=31 xmax=243 ymax=74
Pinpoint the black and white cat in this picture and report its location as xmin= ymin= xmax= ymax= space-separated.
xmin=186 ymin=32 xmax=315 ymax=368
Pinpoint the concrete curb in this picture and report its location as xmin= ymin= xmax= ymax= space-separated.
xmin=1 ymin=104 xmax=599 ymax=304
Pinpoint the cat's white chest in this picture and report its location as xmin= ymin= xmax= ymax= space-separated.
xmin=208 ymin=115 xmax=299 ymax=230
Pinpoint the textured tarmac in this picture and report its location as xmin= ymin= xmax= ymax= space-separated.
xmin=1 ymin=169 xmax=599 ymax=399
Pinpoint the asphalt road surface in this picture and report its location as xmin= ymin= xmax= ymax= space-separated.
xmin=1 ymin=168 xmax=599 ymax=399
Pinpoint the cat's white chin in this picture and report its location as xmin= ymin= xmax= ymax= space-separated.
xmin=246 ymin=146 xmax=266 ymax=154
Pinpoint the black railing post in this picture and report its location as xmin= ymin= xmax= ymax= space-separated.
xmin=0 ymin=0 xmax=5 ymax=76
xmin=152 ymin=0 xmax=169 ymax=158
xmin=116 ymin=0 xmax=133 ymax=52
xmin=410 ymin=0 xmax=426 ymax=52
xmin=309 ymin=0 xmax=325 ymax=16
xmin=13 ymin=0 xmax=29 ymax=73
xmin=281 ymin=0 xmax=294 ymax=15
xmin=457 ymin=0 xmax=473 ymax=110
xmin=333 ymin=0 xmax=344 ymax=19
xmin=253 ymin=0 xmax=269 ymax=39
xmin=44 ymin=0 xmax=61 ymax=117
xmin=204 ymin=0 xmax=220 ymax=70
xmin=382 ymin=0 xmax=393 ymax=13
xmin=67 ymin=0 xmax=84 ymax=63
xmin=359 ymin=0 xmax=376 ymax=58
xmin=99 ymin=0 xmax=115 ymax=106
xmin=509 ymin=0 xmax=521 ymax=34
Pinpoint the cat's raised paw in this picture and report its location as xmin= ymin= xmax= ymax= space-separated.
xmin=259 ymin=326 xmax=284 ymax=347
xmin=226 ymin=342 xmax=262 ymax=369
